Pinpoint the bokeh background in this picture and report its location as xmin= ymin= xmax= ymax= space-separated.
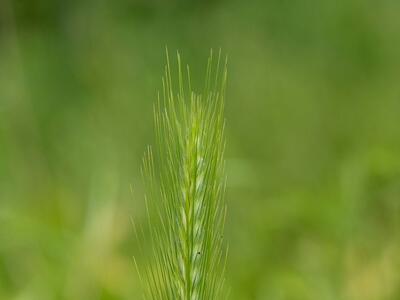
xmin=1 ymin=0 xmax=400 ymax=299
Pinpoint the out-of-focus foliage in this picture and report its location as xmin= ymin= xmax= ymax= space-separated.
xmin=0 ymin=0 xmax=400 ymax=299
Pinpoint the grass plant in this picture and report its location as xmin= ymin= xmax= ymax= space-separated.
xmin=135 ymin=49 xmax=228 ymax=300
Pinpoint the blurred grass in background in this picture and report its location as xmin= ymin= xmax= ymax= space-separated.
xmin=1 ymin=0 xmax=400 ymax=299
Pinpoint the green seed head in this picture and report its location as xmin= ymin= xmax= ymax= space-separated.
xmin=138 ymin=49 xmax=228 ymax=300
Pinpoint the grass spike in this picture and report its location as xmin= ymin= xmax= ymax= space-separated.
xmin=139 ymin=50 xmax=228 ymax=300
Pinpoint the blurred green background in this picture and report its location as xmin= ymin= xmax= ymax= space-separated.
xmin=1 ymin=0 xmax=400 ymax=299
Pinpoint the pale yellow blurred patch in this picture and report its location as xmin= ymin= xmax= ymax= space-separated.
xmin=344 ymin=242 xmax=399 ymax=300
